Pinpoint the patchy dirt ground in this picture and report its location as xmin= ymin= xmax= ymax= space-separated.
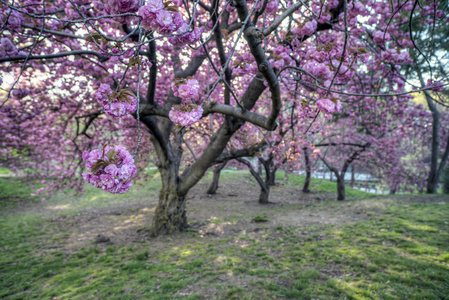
xmin=9 ymin=178 xmax=449 ymax=255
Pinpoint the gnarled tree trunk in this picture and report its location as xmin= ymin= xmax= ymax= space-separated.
xmin=151 ymin=189 xmax=188 ymax=236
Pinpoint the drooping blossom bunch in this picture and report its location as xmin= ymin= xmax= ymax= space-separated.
xmin=82 ymin=144 xmax=137 ymax=194
xmin=316 ymin=98 xmax=342 ymax=114
xmin=169 ymin=104 xmax=203 ymax=127
xmin=138 ymin=0 xmax=185 ymax=35
xmin=172 ymin=77 xmax=200 ymax=100
xmin=95 ymin=84 xmax=137 ymax=118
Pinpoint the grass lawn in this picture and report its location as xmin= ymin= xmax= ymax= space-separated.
xmin=1 ymin=172 xmax=449 ymax=299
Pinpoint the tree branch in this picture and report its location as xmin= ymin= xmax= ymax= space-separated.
xmin=0 ymin=50 xmax=109 ymax=63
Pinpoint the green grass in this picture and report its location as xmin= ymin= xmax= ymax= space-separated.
xmin=0 ymin=167 xmax=13 ymax=175
xmin=1 ymin=173 xmax=449 ymax=299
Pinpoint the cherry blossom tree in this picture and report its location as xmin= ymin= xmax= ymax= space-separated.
xmin=1 ymin=0 xmax=446 ymax=235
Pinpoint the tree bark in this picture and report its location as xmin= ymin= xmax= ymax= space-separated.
xmin=207 ymin=161 xmax=227 ymax=194
xmin=425 ymin=91 xmax=440 ymax=193
xmin=259 ymin=185 xmax=270 ymax=204
xmin=259 ymin=157 xmax=276 ymax=186
xmin=151 ymin=187 xmax=188 ymax=237
xmin=302 ymin=147 xmax=311 ymax=193
xmin=419 ymin=72 xmax=442 ymax=193
xmin=336 ymin=174 xmax=345 ymax=201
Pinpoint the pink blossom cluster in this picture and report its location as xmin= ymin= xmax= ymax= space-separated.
xmin=1 ymin=9 xmax=23 ymax=29
xmin=104 ymin=0 xmax=139 ymax=23
xmin=82 ymin=145 xmax=137 ymax=194
xmin=372 ymin=30 xmax=391 ymax=44
xmin=316 ymin=98 xmax=342 ymax=114
xmin=381 ymin=50 xmax=412 ymax=64
xmin=95 ymin=84 xmax=137 ymax=118
xmin=138 ymin=0 xmax=186 ymax=35
xmin=172 ymin=78 xmax=200 ymax=100
xmin=426 ymin=79 xmax=444 ymax=92
xmin=0 ymin=38 xmax=19 ymax=57
xmin=168 ymin=22 xmax=201 ymax=46
xmin=292 ymin=19 xmax=317 ymax=39
xmin=169 ymin=104 xmax=203 ymax=127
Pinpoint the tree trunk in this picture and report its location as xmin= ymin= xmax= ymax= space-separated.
xmin=337 ymin=174 xmax=345 ymax=201
xmin=302 ymin=147 xmax=311 ymax=193
xmin=239 ymin=158 xmax=271 ymax=204
xmin=267 ymin=168 xmax=277 ymax=186
xmin=260 ymin=157 xmax=276 ymax=186
xmin=151 ymin=190 xmax=187 ymax=237
xmin=427 ymin=101 xmax=440 ymax=193
xmin=207 ymin=161 xmax=227 ymax=194
xmin=259 ymin=185 xmax=270 ymax=204
xmin=419 ymin=73 xmax=441 ymax=194
xmin=350 ymin=166 xmax=355 ymax=187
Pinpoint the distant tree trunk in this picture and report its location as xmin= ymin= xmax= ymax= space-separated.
xmin=425 ymin=90 xmax=441 ymax=194
xmin=260 ymin=157 xmax=277 ymax=186
xmin=207 ymin=161 xmax=227 ymax=194
xmin=302 ymin=147 xmax=311 ymax=193
xmin=318 ymin=143 xmax=370 ymax=201
xmin=418 ymin=73 xmax=449 ymax=193
xmin=336 ymin=174 xmax=345 ymax=201
xmin=390 ymin=189 xmax=396 ymax=195
xmin=238 ymin=158 xmax=271 ymax=204
xmin=350 ymin=166 xmax=355 ymax=187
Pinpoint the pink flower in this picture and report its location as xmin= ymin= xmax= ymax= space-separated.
xmin=105 ymin=164 xmax=119 ymax=176
xmin=426 ymin=79 xmax=444 ymax=92
xmin=12 ymin=89 xmax=29 ymax=99
xmin=95 ymin=85 xmax=137 ymax=118
xmin=0 ymin=38 xmax=18 ymax=57
xmin=1 ymin=10 xmax=23 ymax=29
xmin=316 ymin=99 xmax=337 ymax=114
xmin=155 ymin=10 xmax=175 ymax=35
xmin=294 ymin=20 xmax=317 ymax=38
xmin=172 ymin=78 xmax=200 ymax=100
xmin=145 ymin=0 xmax=164 ymax=13
xmin=104 ymin=0 xmax=139 ymax=23
xmin=169 ymin=104 xmax=203 ymax=127
xmin=82 ymin=145 xmax=136 ymax=194
xmin=105 ymin=102 xmax=126 ymax=118
xmin=82 ymin=151 xmax=90 ymax=160
xmin=373 ymin=30 xmax=391 ymax=44
xmin=118 ymin=163 xmax=137 ymax=180
xmin=138 ymin=1 xmax=163 ymax=31
xmin=95 ymin=84 xmax=113 ymax=105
